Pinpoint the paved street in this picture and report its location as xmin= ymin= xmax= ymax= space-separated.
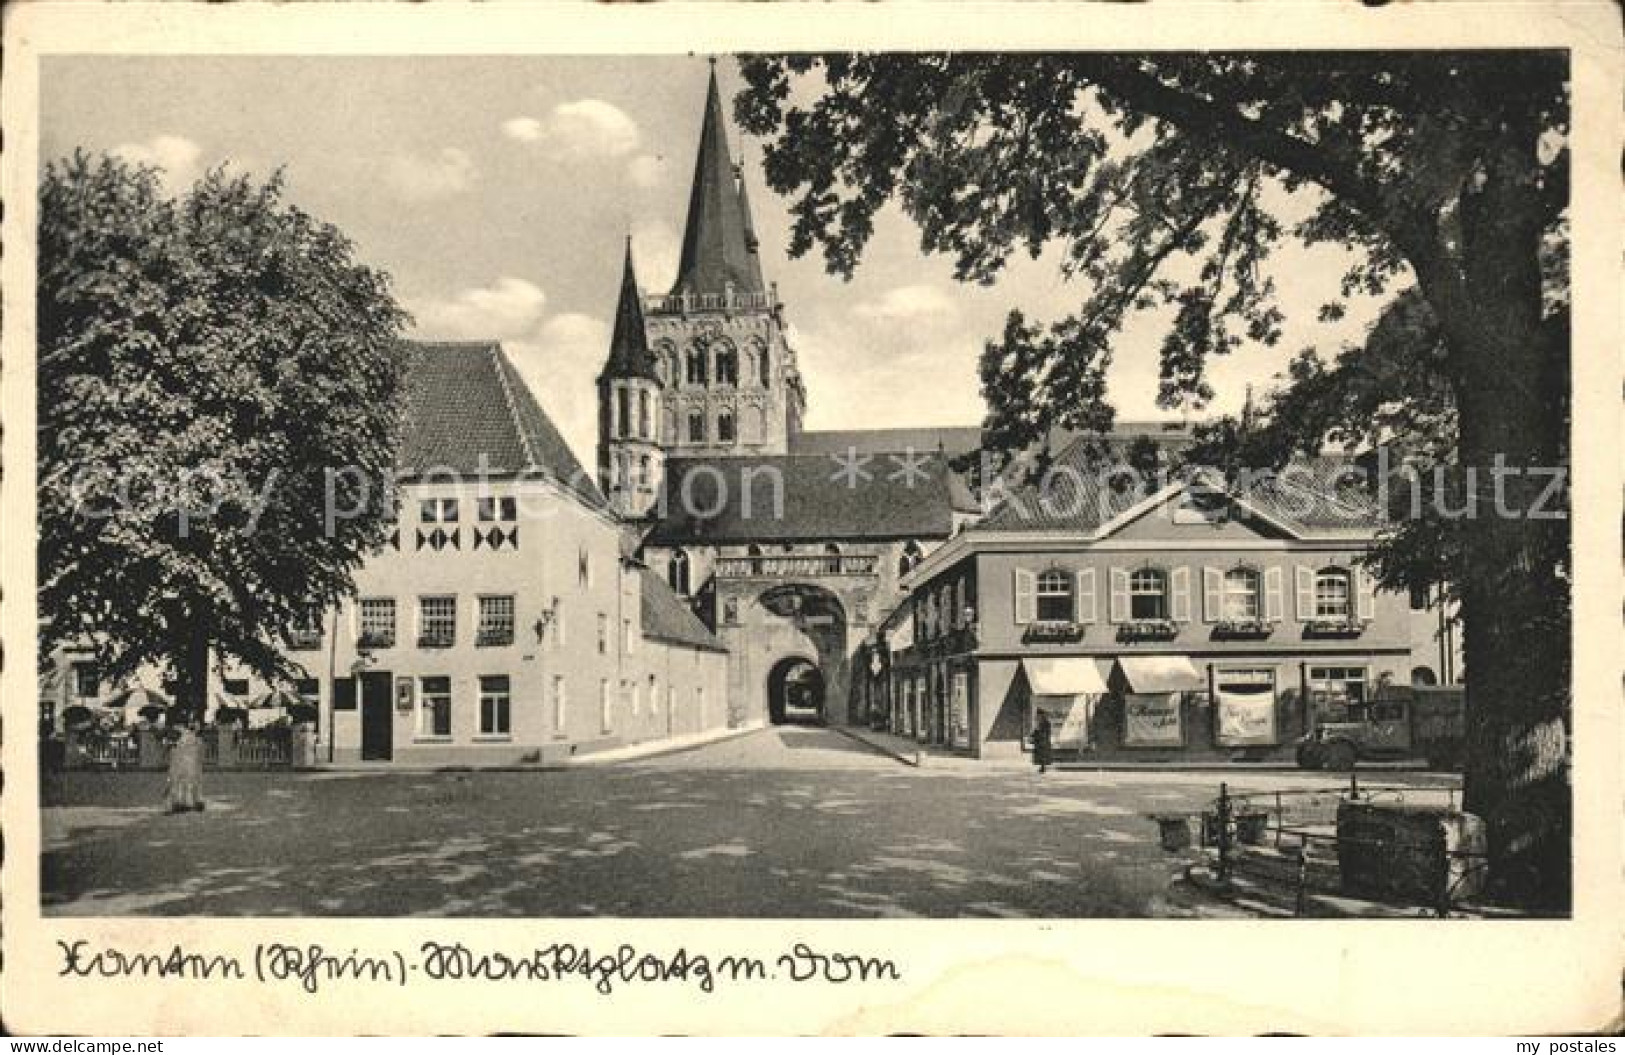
xmin=40 ymin=725 xmax=1456 ymax=918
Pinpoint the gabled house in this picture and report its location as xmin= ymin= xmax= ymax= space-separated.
xmin=882 ymin=435 xmax=1444 ymax=762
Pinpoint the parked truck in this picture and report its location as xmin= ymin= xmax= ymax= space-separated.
xmin=1295 ymin=686 xmax=1465 ymax=771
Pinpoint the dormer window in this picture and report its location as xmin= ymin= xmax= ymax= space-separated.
xmin=669 ymin=549 xmax=692 ymax=596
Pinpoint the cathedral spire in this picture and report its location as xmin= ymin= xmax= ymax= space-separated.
xmin=670 ymin=61 xmax=766 ymax=301
xmin=600 ymin=238 xmax=660 ymax=383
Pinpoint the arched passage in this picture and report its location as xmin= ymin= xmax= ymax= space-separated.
xmin=767 ymin=657 xmax=826 ymax=725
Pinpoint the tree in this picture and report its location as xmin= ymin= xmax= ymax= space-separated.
xmin=737 ymin=53 xmax=1571 ymax=910
xmin=39 ymin=153 xmax=409 ymax=799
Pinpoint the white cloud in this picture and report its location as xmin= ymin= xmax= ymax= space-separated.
xmin=626 ymin=153 xmax=664 ymax=189
xmin=381 ymin=147 xmax=476 ymax=202
xmin=410 ymin=277 xmax=547 ymax=340
xmin=505 ymin=99 xmax=640 ymax=160
xmin=508 ymin=313 xmax=612 ymax=468
xmin=501 ymin=116 xmax=543 ymax=143
xmin=854 ymin=283 xmax=960 ymax=322
xmin=538 ymin=312 xmax=609 ymax=346
xmin=113 ymin=134 xmax=203 ymax=193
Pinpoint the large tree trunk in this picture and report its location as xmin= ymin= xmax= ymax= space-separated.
xmin=1421 ymin=225 xmax=1571 ymax=912
xmin=164 ymin=630 xmax=210 ymax=812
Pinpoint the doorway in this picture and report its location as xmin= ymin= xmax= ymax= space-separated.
xmin=360 ymin=671 xmax=393 ymax=761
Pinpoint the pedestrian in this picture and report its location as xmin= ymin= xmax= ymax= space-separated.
xmin=1032 ymin=710 xmax=1053 ymax=775
xmin=165 ymin=725 xmax=204 ymax=812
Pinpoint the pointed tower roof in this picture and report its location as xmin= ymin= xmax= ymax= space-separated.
xmin=599 ymin=239 xmax=661 ymax=383
xmin=670 ymin=63 xmax=767 ymax=300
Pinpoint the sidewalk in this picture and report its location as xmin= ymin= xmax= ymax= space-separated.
xmin=831 ymin=724 xmax=1433 ymax=774
xmin=829 ymin=725 xmax=1028 ymax=770
xmin=568 ymin=721 xmax=764 ymax=766
xmin=315 ymin=722 xmax=764 ymax=773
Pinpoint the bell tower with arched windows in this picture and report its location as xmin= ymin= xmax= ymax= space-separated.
xmin=639 ymin=61 xmax=806 ymax=459
xmin=596 ymin=239 xmax=665 ymax=518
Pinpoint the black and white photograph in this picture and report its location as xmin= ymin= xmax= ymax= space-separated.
xmin=5 ymin=1 xmax=1620 ymax=1038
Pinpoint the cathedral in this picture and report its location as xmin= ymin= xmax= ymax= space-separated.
xmin=593 ymin=66 xmax=1456 ymax=757
xmin=596 ymin=66 xmax=978 ymax=729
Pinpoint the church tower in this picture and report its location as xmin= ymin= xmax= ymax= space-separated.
xmin=640 ymin=62 xmax=807 ymax=458
xmin=596 ymin=239 xmax=665 ymax=518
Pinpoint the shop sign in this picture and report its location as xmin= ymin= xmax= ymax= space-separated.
xmin=1036 ymin=694 xmax=1093 ymax=750
xmin=1124 ymin=692 xmax=1183 ymax=746
xmin=1214 ymin=669 xmax=1278 ymax=746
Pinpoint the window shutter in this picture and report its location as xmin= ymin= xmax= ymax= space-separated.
xmin=1355 ymin=567 xmax=1377 ymax=621
xmin=1170 ymin=567 xmax=1191 ymax=622
xmin=1202 ymin=567 xmax=1223 ymax=622
xmin=1076 ymin=569 xmax=1097 ymax=624
xmin=1013 ymin=569 xmax=1037 ymax=625
xmin=1264 ymin=567 xmax=1285 ymax=621
xmin=1108 ymin=568 xmax=1130 ymax=623
xmin=1295 ymin=566 xmax=1316 ymax=621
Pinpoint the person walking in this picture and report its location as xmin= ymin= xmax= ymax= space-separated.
xmin=1032 ymin=710 xmax=1053 ymax=775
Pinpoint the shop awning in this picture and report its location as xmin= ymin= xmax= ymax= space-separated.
xmin=1116 ymin=655 xmax=1206 ymax=694
xmin=1022 ymin=657 xmax=1109 ymax=696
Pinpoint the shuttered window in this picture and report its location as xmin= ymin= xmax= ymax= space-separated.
xmin=1036 ymin=570 xmax=1074 ymax=622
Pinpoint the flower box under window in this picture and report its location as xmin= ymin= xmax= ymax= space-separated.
xmin=1118 ymin=618 xmax=1178 ymax=642
xmin=287 ymin=630 xmax=324 ymax=651
xmin=1304 ymin=617 xmax=1369 ymax=638
xmin=1214 ymin=618 xmax=1276 ymax=638
xmin=418 ymin=633 xmax=455 ymax=650
xmin=476 ymin=629 xmax=515 ymax=648
xmin=1023 ymin=620 xmax=1084 ymax=644
xmin=357 ymin=631 xmax=395 ymax=650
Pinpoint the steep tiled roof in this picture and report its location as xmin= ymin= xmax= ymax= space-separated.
xmin=645 ymin=453 xmax=965 ymax=544
xmin=670 ymin=66 xmax=765 ymax=299
xmin=790 ymin=421 xmax=1194 ymax=460
xmin=399 ymin=340 xmax=608 ymax=512
xmin=637 ymin=565 xmax=727 ymax=653
xmin=790 ymin=426 xmax=986 ymax=458
xmin=974 ymin=434 xmax=1384 ymax=538
xmin=599 ymin=241 xmax=661 ymax=383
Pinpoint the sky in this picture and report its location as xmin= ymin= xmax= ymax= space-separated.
xmin=40 ymin=55 xmax=1389 ymax=468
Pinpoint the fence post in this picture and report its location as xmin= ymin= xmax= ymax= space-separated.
xmin=1216 ymin=781 xmax=1233 ymax=884
xmin=1295 ymin=846 xmax=1309 ymax=917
